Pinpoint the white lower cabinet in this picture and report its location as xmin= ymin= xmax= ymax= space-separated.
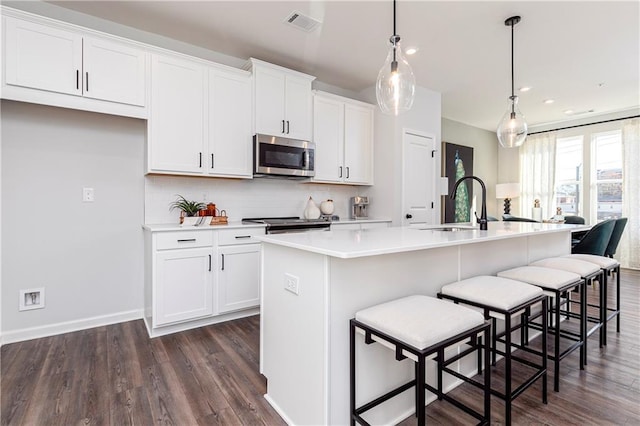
xmin=145 ymin=227 xmax=263 ymax=337
xmin=155 ymin=247 xmax=214 ymax=326
xmin=217 ymin=244 xmax=261 ymax=313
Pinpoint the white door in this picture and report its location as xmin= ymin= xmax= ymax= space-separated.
xmin=155 ymin=248 xmax=214 ymax=326
xmin=83 ymin=37 xmax=146 ymax=106
xmin=312 ymin=95 xmax=344 ymax=182
xmin=208 ymin=68 xmax=252 ymax=177
xmin=148 ymin=54 xmax=205 ymax=173
xmin=254 ymin=66 xmax=286 ymax=137
xmin=344 ymin=103 xmax=374 ymax=184
xmin=402 ymin=130 xmax=437 ymax=225
xmin=217 ymin=244 xmax=261 ymax=313
xmin=284 ymin=76 xmax=312 ymax=140
xmin=5 ymin=17 xmax=82 ymax=96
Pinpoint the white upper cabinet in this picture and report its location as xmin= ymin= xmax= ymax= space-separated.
xmin=312 ymin=91 xmax=374 ymax=185
xmin=149 ymin=54 xmax=206 ymax=174
xmin=82 ymin=36 xmax=146 ymax=106
xmin=3 ymin=16 xmax=147 ymax=114
xmin=248 ymin=58 xmax=315 ymax=141
xmin=207 ymin=68 xmax=252 ymax=177
xmin=148 ymin=53 xmax=252 ymax=178
xmin=4 ymin=17 xmax=82 ymax=96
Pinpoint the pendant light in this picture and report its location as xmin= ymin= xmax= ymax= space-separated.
xmin=497 ymin=15 xmax=528 ymax=148
xmin=376 ymin=0 xmax=415 ymax=116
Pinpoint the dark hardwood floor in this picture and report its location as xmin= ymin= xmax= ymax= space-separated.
xmin=2 ymin=269 xmax=639 ymax=425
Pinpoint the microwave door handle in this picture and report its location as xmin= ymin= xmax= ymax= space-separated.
xmin=303 ymin=151 xmax=309 ymax=169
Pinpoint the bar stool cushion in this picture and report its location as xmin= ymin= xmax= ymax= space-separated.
xmin=440 ymin=276 xmax=543 ymax=311
xmin=497 ymin=266 xmax=581 ymax=290
xmin=563 ymin=254 xmax=619 ymax=269
xmin=355 ymin=295 xmax=484 ymax=350
xmin=530 ymin=257 xmax=600 ymax=276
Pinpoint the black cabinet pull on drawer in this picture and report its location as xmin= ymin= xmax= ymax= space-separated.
xmin=177 ymin=238 xmax=196 ymax=243
xmin=235 ymin=235 xmax=251 ymax=239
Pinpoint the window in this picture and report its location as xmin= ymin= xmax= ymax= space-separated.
xmin=554 ymin=136 xmax=583 ymax=216
xmin=592 ymin=131 xmax=623 ymax=220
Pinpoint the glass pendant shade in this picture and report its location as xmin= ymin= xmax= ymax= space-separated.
xmin=376 ymin=39 xmax=416 ymax=115
xmin=497 ymin=95 xmax=528 ymax=148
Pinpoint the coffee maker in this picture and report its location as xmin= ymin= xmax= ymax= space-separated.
xmin=350 ymin=196 xmax=369 ymax=219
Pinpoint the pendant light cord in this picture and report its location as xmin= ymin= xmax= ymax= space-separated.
xmin=510 ymin=20 xmax=515 ymax=98
xmin=392 ymin=0 xmax=397 ymax=64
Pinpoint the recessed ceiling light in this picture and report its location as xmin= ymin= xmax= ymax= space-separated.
xmin=564 ymin=109 xmax=574 ymax=115
xmin=543 ymin=99 xmax=555 ymax=104
xmin=405 ymin=47 xmax=419 ymax=55
xmin=519 ymin=87 xmax=531 ymax=92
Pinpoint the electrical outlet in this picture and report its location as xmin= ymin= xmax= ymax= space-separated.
xmin=82 ymin=187 xmax=95 ymax=202
xmin=19 ymin=288 xmax=45 ymax=311
xmin=284 ymin=273 xmax=299 ymax=295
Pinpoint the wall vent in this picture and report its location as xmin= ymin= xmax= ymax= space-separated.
xmin=284 ymin=11 xmax=322 ymax=32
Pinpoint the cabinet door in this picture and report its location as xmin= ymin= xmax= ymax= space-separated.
xmin=312 ymin=95 xmax=344 ymax=182
xmin=208 ymin=69 xmax=252 ymax=177
xmin=155 ymin=247 xmax=213 ymax=326
xmin=83 ymin=37 xmax=146 ymax=106
xmin=254 ymin=66 xmax=286 ymax=137
xmin=284 ymin=76 xmax=312 ymax=140
xmin=344 ymin=103 xmax=374 ymax=184
xmin=217 ymin=244 xmax=261 ymax=313
xmin=4 ymin=17 xmax=82 ymax=96
xmin=149 ymin=54 xmax=205 ymax=173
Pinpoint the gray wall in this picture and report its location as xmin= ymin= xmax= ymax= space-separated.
xmin=442 ymin=118 xmax=501 ymax=218
xmin=1 ymin=101 xmax=145 ymax=339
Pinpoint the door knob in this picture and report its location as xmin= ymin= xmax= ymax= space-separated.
xmin=406 ymin=214 xmax=413 ymax=219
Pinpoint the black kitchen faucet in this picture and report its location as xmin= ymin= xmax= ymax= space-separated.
xmin=450 ymin=176 xmax=488 ymax=231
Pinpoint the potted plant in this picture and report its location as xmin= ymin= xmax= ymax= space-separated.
xmin=169 ymin=195 xmax=206 ymax=223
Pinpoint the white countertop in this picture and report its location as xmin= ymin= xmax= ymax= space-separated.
xmin=143 ymin=222 xmax=266 ymax=232
xmin=256 ymin=222 xmax=590 ymax=259
xmin=329 ymin=218 xmax=391 ymax=224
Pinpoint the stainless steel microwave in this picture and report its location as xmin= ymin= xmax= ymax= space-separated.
xmin=253 ymin=134 xmax=315 ymax=178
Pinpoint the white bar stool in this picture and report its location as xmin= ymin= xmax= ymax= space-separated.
xmin=530 ymin=257 xmax=603 ymax=356
xmin=564 ymin=254 xmax=621 ymax=345
xmin=497 ymin=266 xmax=586 ymax=392
xmin=350 ymin=295 xmax=491 ymax=426
xmin=438 ymin=276 xmax=548 ymax=426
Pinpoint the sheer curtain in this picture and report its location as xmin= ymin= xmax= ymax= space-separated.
xmin=621 ymin=118 xmax=639 ymax=269
xmin=519 ymin=132 xmax=557 ymax=219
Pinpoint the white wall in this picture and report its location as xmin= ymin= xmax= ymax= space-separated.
xmin=442 ymin=118 xmax=502 ymax=218
xmin=360 ymin=86 xmax=442 ymax=225
xmin=1 ymin=101 xmax=145 ymax=341
xmin=145 ymin=176 xmax=366 ymax=224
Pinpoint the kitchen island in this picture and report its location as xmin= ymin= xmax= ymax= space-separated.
xmin=257 ymin=222 xmax=587 ymax=425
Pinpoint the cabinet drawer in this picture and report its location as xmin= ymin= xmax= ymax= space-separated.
xmin=156 ymin=231 xmax=213 ymax=250
xmin=217 ymin=228 xmax=265 ymax=246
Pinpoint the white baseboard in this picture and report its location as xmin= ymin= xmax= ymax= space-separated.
xmin=0 ymin=309 xmax=143 ymax=346
xmin=264 ymin=394 xmax=295 ymax=426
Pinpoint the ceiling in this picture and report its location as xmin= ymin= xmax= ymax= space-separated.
xmin=46 ymin=1 xmax=640 ymax=131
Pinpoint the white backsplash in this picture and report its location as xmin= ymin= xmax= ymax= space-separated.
xmin=145 ymin=175 xmax=369 ymax=224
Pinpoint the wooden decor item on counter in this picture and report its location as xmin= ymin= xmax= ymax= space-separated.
xmin=210 ymin=209 xmax=228 ymax=225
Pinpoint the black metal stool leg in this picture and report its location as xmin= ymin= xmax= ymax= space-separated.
xmin=417 ymin=357 xmax=426 ymax=426
xmin=505 ymin=314 xmax=512 ymax=425
xmin=349 ymin=321 xmax=356 ymax=426
xmin=616 ymin=266 xmax=621 ymax=332
xmin=554 ymin=292 xmax=561 ymax=392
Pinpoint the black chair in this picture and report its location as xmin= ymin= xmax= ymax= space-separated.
xmin=571 ymin=219 xmax=615 ymax=256
xmin=605 ymin=217 xmax=627 ymax=258
xmin=564 ymin=215 xmax=586 ymax=225
xmin=502 ymin=214 xmax=540 ymax=223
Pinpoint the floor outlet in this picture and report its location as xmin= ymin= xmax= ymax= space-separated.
xmin=19 ymin=288 xmax=45 ymax=311
xmin=284 ymin=273 xmax=299 ymax=295
xmin=82 ymin=187 xmax=95 ymax=202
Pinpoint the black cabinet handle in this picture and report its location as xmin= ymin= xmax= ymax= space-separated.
xmin=339 ymin=166 xmax=343 ymax=178
xmin=346 ymin=167 xmax=350 ymax=179
xmin=208 ymin=254 xmax=212 ymax=271
xmin=405 ymin=214 xmax=413 ymax=219
xmin=85 ymin=72 xmax=89 ymax=91
xmin=221 ymin=254 xmax=225 ymax=271
xmin=286 ymin=120 xmax=290 ymax=134
xmin=282 ymin=120 xmax=285 ymax=134
xmin=211 ymin=153 xmax=214 ymax=169
xmin=177 ymin=238 xmax=196 ymax=243
xmin=199 ymin=152 xmax=202 ymax=168
xmin=76 ymin=70 xmax=79 ymax=90
xmin=235 ymin=235 xmax=251 ymax=239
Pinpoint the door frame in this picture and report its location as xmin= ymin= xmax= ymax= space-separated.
xmin=401 ymin=128 xmax=440 ymax=226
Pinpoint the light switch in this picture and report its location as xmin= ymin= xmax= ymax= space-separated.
xmin=83 ymin=187 xmax=95 ymax=202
